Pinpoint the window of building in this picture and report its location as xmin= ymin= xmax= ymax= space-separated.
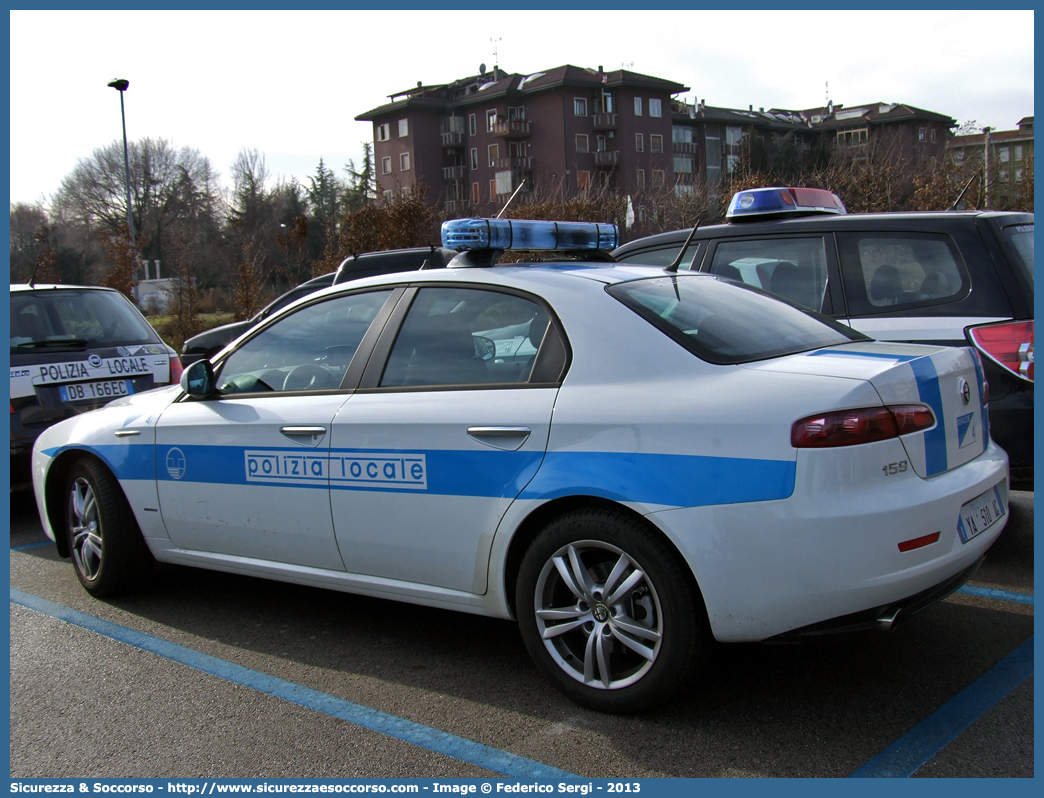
xmin=634 ymin=97 xmax=643 ymax=116
xmin=999 ymin=147 xmax=1011 ymax=163
xmin=1000 ymin=169 xmax=1010 ymax=182
xmin=470 ymin=148 xmax=479 ymax=171
xmin=487 ymin=143 xmax=499 ymax=166
xmin=726 ymin=154 xmax=740 ymax=174
xmin=650 ymin=134 xmax=663 ymax=153
xmin=673 ymin=126 xmax=693 ymax=143
xmin=596 ymin=135 xmax=606 ymax=152
xmin=486 ymin=109 xmax=497 ymax=132
xmin=918 ymin=128 xmax=927 ymax=142
xmin=400 ymin=152 xmax=410 ymax=171
xmin=376 ymin=123 xmax=390 ymax=142
xmin=675 ymin=184 xmax=694 ymax=197
xmin=398 ymin=119 xmax=409 ymax=138
xmin=401 ymin=185 xmax=412 ymax=198
xmin=649 ymin=98 xmax=662 ymax=117
xmin=383 ymin=189 xmax=394 ymax=201
xmin=577 ymin=171 xmax=590 ymax=190
xmin=636 ymin=169 xmax=645 ymax=188
xmin=576 ymin=134 xmax=589 ymax=153
xmin=836 ymin=128 xmax=868 ymax=146
xmin=1015 ymin=145 xmax=1024 ymax=161
xmin=574 ymin=97 xmax=587 ymax=116
xmin=651 ymin=170 xmax=664 ymax=186
xmin=930 ymin=128 xmax=936 ymax=142
xmin=507 ymin=106 xmax=525 ymax=120
xmin=599 ymin=92 xmax=613 ymax=114
xmin=673 ymin=156 xmax=693 ymax=173
xmin=490 ymin=180 xmax=498 ymax=201
xmin=1016 ymin=168 xmax=1024 ymax=182
xmin=382 ymin=156 xmax=392 ymax=175
xmin=509 ymin=141 xmax=527 ymax=158
xmin=635 ymin=133 xmax=644 ymax=152
xmin=472 ymin=182 xmax=480 ymax=203
xmin=469 ymin=114 xmax=477 ymax=136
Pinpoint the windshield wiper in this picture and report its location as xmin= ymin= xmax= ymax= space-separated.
xmin=13 ymin=338 xmax=90 ymax=349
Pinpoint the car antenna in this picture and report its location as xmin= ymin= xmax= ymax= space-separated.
xmin=28 ymin=261 xmax=39 ymax=287
xmin=495 ymin=179 xmax=526 ymax=219
xmin=947 ymin=175 xmax=978 ymax=211
xmin=664 ymin=219 xmax=701 ymax=273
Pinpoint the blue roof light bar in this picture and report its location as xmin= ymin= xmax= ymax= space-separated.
xmin=726 ymin=187 xmax=846 ymax=222
xmin=442 ymin=218 xmax=620 ymax=252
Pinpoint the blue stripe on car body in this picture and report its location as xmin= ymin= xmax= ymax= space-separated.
xmin=910 ymin=357 xmax=948 ymax=477
xmin=43 ymin=443 xmax=797 ymax=509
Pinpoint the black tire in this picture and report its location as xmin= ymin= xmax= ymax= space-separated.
xmin=516 ymin=507 xmax=710 ymax=713
xmin=64 ymin=457 xmax=154 ymax=597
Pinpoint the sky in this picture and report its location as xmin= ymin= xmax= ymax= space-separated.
xmin=7 ymin=8 xmax=1035 ymax=208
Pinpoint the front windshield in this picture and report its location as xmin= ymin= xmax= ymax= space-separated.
xmin=609 ymin=274 xmax=862 ymax=364
xmin=11 ymin=289 xmax=159 ymax=349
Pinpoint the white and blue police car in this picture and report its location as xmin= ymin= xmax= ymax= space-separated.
xmin=32 ymin=218 xmax=1009 ymax=712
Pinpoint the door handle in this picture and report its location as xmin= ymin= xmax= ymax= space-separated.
xmin=467 ymin=426 xmax=531 ymax=451
xmin=280 ymin=426 xmax=327 ymax=446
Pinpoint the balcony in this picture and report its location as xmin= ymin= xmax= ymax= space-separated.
xmin=594 ymin=150 xmax=620 ymax=166
xmin=442 ymin=165 xmax=467 ymax=180
xmin=494 ymin=156 xmax=533 ymax=171
xmin=592 ymin=113 xmax=618 ymax=131
xmin=672 ymin=140 xmax=697 ymax=154
xmin=492 ymin=119 xmax=531 ymax=139
xmin=441 ymin=131 xmax=465 ymax=148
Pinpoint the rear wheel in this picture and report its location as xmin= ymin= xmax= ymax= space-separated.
xmin=516 ymin=508 xmax=710 ymax=712
xmin=65 ymin=457 xmax=153 ymax=597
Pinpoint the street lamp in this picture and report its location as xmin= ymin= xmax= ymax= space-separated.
xmin=107 ymin=78 xmax=136 ymax=250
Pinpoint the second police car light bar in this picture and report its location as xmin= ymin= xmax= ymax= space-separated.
xmin=726 ymin=187 xmax=847 ymax=221
xmin=442 ymin=218 xmax=620 ymax=252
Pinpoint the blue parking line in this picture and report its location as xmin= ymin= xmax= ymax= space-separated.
xmin=956 ymin=585 xmax=1034 ymax=604
xmin=850 ymin=637 xmax=1034 ymax=777
xmin=11 ymin=540 xmax=54 ymax=551
xmin=10 ymin=588 xmax=579 ymax=779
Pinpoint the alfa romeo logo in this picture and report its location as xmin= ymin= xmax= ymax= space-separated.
xmin=958 ymin=377 xmax=971 ymax=405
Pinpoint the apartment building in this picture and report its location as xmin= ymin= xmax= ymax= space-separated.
xmin=947 ymin=117 xmax=1034 ymax=207
xmin=356 ymin=65 xmax=688 ymax=215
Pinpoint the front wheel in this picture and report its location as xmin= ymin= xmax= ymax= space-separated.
xmin=516 ymin=508 xmax=710 ymax=712
xmin=65 ymin=457 xmax=153 ymax=597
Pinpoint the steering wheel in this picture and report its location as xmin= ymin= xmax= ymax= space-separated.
xmin=282 ymin=364 xmax=330 ymax=392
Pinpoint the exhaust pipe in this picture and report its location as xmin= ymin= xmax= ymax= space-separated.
xmin=876 ymin=607 xmax=902 ymax=632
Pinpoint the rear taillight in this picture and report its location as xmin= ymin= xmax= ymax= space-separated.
xmin=968 ymin=320 xmax=1033 ymax=383
xmin=168 ymin=355 xmax=184 ymax=385
xmin=791 ymin=405 xmax=936 ymax=448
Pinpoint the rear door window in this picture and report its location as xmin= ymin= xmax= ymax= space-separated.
xmin=706 ymin=237 xmax=830 ymax=313
xmin=837 ymin=232 xmax=969 ymax=315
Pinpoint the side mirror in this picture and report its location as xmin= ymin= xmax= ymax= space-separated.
xmin=180 ymin=359 xmax=216 ymax=397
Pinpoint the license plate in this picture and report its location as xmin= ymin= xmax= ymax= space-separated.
xmin=957 ymin=484 xmax=1006 ymax=543
xmin=59 ymin=379 xmax=133 ymax=403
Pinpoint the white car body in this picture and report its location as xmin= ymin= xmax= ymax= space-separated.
xmin=32 ymin=259 xmax=1009 ymax=709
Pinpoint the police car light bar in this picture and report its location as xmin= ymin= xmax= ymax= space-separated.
xmin=441 ymin=218 xmax=620 ymax=252
xmin=726 ymin=187 xmax=846 ymax=222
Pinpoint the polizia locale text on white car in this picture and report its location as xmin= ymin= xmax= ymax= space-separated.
xmin=32 ymin=199 xmax=1009 ymax=712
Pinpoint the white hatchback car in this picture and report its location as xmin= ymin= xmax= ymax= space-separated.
xmin=32 ymin=219 xmax=1009 ymax=712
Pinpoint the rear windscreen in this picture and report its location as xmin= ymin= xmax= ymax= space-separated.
xmin=608 ymin=275 xmax=863 ymax=364
xmin=11 ymin=289 xmax=160 ymax=349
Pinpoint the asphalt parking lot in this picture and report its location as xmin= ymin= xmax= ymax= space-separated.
xmin=9 ymin=488 xmax=1033 ymax=779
